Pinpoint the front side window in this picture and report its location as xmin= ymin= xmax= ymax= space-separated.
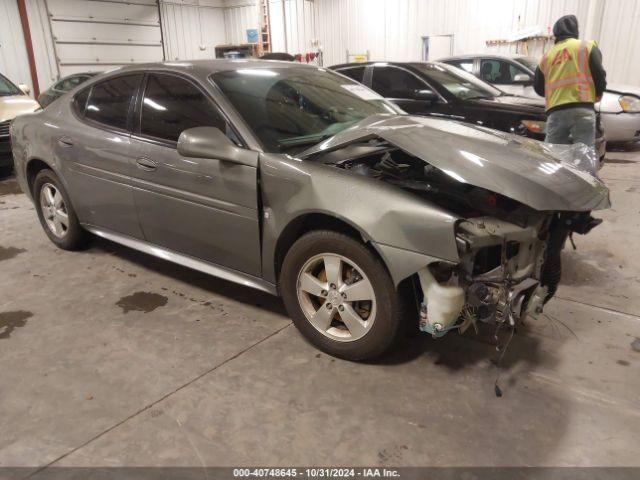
xmin=480 ymin=59 xmax=528 ymax=84
xmin=212 ymin=67 xmax=400 ymax=153
xmin=140 ymin=74 xmax=226 ymax=143
xmin=371 ymin=66 xmax=426 ymax=98
xmin=85 ymin=75 xmax=141 ymax=130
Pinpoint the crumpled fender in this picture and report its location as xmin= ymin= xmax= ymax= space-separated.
xmin=259 ymin=153 xmax=460 ymax=285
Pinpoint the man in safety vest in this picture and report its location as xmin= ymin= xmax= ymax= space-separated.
xmin=534 ymin=15 xmax=607 ymax=147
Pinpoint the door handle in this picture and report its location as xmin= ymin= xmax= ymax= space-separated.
xmin=136 ymin=157 xmax=157 ymax=172
xmin=57 ymin=137 xmax=74 ymax=147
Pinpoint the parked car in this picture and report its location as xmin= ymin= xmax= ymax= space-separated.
xmin=38 ymin=72 xmax=98 ymax=108
xmin=10 ymin=60 xmax=609 ymax=360
xmin=330 ymin=61 xmax=606 ymax=160
xmin=0 ymin=73 xmax=40 ymax=175
xmin=440 ymin=54 xmax=640 ymax=145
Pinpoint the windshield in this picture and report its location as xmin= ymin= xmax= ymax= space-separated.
xmin=0 ymin=74 xmax=22 ymax=97
xmin=514 ymin=57 xmax=538 ymax=73
xmin=413 ymin=63 xmax=502 ymax=100
xmin=212 ymin=67 xmax=402 ymax=153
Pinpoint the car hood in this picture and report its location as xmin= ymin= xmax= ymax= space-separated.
xmin=605 ymin=83 xmax=640 ymax=96
xmin=0 ymin=95 xmax=40 ymax=122
xmin=302 ymin=115 xmax=610 ymax=212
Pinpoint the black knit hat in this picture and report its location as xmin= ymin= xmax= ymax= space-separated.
xmin=553 ymin=15 xmax=579 ymax=39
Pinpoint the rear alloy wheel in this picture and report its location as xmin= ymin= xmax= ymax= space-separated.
xmin=33 ymin=169 xmax=89 ymax=250
xmin=40 ymin=183 xmax=69 ymax=239
xmin=281 ymin=231 xmax=401 ymax=360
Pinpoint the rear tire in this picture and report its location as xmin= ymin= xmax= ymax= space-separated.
xmin=280 ymin=230 xmax=401 ymax=361
xmin=33 ymin=169 xmax=89 ymax=250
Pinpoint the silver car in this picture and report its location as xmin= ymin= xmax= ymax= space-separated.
xmin=10 ymin=60 xmax=610 ymax=360
xmin=440 ymin=54 xmax=640 ymax=144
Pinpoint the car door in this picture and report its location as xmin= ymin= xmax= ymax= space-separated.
xmin=129 ymin=72 xmax=261 ymax=276
xmin=60 ymin=74 xmax=144 ymax=238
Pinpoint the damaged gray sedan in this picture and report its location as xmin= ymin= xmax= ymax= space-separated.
xmin=10 ymin=60 xmax=610 ymax=360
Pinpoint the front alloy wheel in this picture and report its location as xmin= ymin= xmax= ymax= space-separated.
xmin=297 ymin=253 xmax=376 ymax=342
xmin=281 ymin=230 xmax=401 ymax=360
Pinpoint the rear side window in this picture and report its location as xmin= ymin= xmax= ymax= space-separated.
xmin=73 ymin=88 xmax=90 ymax=116
xmin=140 ymin=74 xmax=226 ymax=143
xmin=337 ymin=66 xmax=366 ymax=83
xmin=85 ymin=75 xmax=141 ymax=130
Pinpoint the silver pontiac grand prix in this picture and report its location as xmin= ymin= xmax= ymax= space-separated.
xmin=10 ymin=60 xmax=610 ymax=360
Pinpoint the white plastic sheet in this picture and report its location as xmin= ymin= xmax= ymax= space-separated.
xmin=539 ymin=142 xmax=600 ymax=176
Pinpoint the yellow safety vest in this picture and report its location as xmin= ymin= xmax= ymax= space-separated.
xmin=540 ymin=38 xmax=597 ymax=110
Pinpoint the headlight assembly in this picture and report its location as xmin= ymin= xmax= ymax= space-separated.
xmin=619 ymin=95 xmax=640 ymax=113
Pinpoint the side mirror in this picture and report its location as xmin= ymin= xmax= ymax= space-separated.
xmin=513 ymin=73 xmax=532 ymax=85
xmin=177 ymin=127 xmax=256 ymax=167
xmin=18 ymin=84 xmax=31 ymax=95
xmin=413 ymin=89 xmax=438 ymax=102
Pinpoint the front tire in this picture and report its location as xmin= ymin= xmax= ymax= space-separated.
xmin=33 ymin=169 xmax=89 ymax=250
xmin=280 ymin=230 xmax=401 ymax=361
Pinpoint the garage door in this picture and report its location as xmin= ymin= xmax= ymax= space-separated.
xmin=46 ymin=0 xmax=164 ymax=77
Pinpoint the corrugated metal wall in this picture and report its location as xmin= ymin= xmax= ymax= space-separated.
xmin=5 ymin=0 xmax=639 ymax=93
xmin=311 ymin=0 xmax=592 ymax=64
xmin=265 ymin=0 xmax=639 ymax=86
xmin=223 ymin=2 xmax=259 ymax=45
xmin=0 ymin=1 xmax=33 ymax=92
xmin=597 ymin=0 xmax=640 ymax=87
xmin=160 ymin=1 xmax=226 ymax=60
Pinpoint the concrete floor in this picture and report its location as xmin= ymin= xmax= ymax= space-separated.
xmin=1 ymin=150 xmax=639 ymax=470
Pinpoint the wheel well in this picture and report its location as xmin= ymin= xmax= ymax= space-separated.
xmin=273 ymin=213 xmax=382 ymax=282
xmin=26 ymin=159 xmax=52 ymax=195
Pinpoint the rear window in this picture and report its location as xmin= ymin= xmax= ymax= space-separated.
xmin=85 ymin=75 xmax=141 ymax=130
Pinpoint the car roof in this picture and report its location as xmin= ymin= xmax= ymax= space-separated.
xmin=439 ymin=53 xmax=529 ymax=61
xmin=331 ymin=60 xmax=447 ymax=70
xmin=111 ymin=59 xmax=317 ymax=77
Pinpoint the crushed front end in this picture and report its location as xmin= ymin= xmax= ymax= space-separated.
xmin=415 ymin=211 xmax=602 ymax=337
